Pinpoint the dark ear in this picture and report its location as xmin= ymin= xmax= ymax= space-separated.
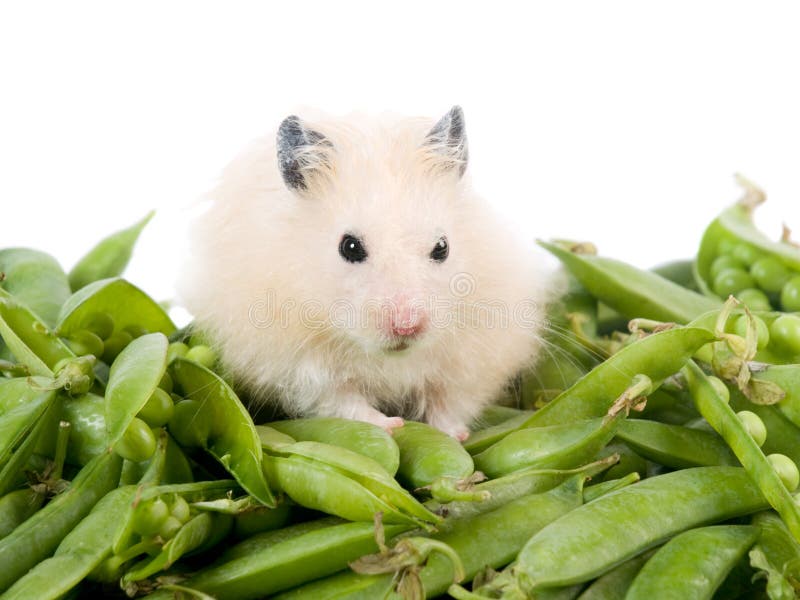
xmin=424 ymin=105 xmax=468 ymax=177
xmin=277 ymin=115 xmax=332 ymax=191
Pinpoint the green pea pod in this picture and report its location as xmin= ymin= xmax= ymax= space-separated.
xmin=263 ymin=439 xmax=440 ymax=528
xmin=574 ymin=551 xmax=654 ymax=600
xmin=751 ymin=364 xmax=800 ymax=427
xmin=221 ymin=517 xmax=344 ymax=562
xmin=0 ymin=390 xmax=60 ymax=496
xmin=268 ymin=417 xmax=400 ymax=476
xmin=169 ymin=358 xmax=274 ymax=507
xmin=471 ymin=405 xmax=528 ymax=430
xmin=0 ymin=488 xmax=42 ymax=540
xmin=749 ymin=511 xmax=800 ymax=599
xmin=275 ymin=472 xmax=594 ymax=600
xmin=68 ymin=211 xmax=154 ymax=292
xmin=392 ymin=421 xmax=475 ymax=493
xmin=57 ymin=278 xmax=176 ymax=339
xmin=61 ymin=393 xmax=107 ymax=466
xmin=651 ymin=259 xmax=700 ymax=292
xmin=510 ymin=466 xmax=766 ymax=591
xmin=105 ymin=333 xmax=168 ymax=450
xmin=465 ymin=327 xmax=715 ymax=453
xmin=122 ymin=511 xmax=234 ymax=584
xmin=0 ymin=450 xmax=123 ymax=592
xmin=694 ymin=191 xmax=800 ymax=299
xmin=0 ymin=288 xmax=74 ymax=376
xmin=145 ymin=521 xmax=413 ymax=600
xmin=729 ymin=390 xmax=800 ymax=467
xmin=538 ymin=240 xmax=720 ymax=324
xmin=683 ymin=360 xmax=800 ymax=542
xmin=473 ymin=417 xmax=621 ymax=478
xmin=1 ymin=485 xmax=138 ymax=600
xmin=0 ymin=248 xmax=71 ymax=328
xmin=615 ymin=419 xmax=737 ymax=469
xmin=625 ymin=525 xmax=758 ymax=600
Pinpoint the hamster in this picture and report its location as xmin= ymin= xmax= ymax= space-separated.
xmin=179 ymin=106 xmax=555 ymax=440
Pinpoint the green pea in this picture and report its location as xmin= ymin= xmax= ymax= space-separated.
xmin=710 ymin=254 xmax=745 ymax=280
xmin=780 ymin=276 xmax=800 ymax=312
xmin=736 ymin=410 xmax=767 ymax=446
xmin=65 ymin=330 xmax=104 ymax=358
xmin=717 ymin=237 xmax=737 ymax=256
xmin=158 ymin=370 xmax=173 ymax=393
xmin=137 ymin=388 xmax=175 ymax=428
xmin=82 ymin=312 xmax=114 ymax=340
xmin=770 ymin=315 xmax=800 ymax=355
xmin=734 ymin=288 xmax=772 ymax=312
xmin=768 ymin=454 xmax=800 ymax=492
xmin=113 ymin=418 xmax=157 ymax=463
xmin=731 ymin=243 xmax=764 ymax=266
xmin=168 ymin=399 xmax=208 ymax=448
xmin=167 ymin=341 xmax=190 ymax=362
xmin=170 ymin=495 xmax=191 ymax=523
xmin=101 ymin=330 xmax=133 ymax=363
xmin=733 ymin=314 xmax=770 ymax=349
xmin=713 ymin=268 xmax=755 ymax=298
xmin=185 ymin=344 xmax=217 ymax=368
xmin=133 ymin=498 xmax=170 ymax=536
xmin=123 ymin=324 xmax=149 ymax=339
xmin=158 ymin=515 xmax=183 ymax=540
xmin=751 ymin=256 xmax=791 ymax=293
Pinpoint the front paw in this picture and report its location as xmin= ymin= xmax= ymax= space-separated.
xmin=427 ymin=413 xmax=470 ymax=441
xmin=369 ymin=415 xmax=405 ymax=435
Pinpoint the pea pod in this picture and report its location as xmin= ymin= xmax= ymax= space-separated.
xmin=471 ymin=405 xmax=528 ymax=430
xmin=0 ymin=248 xmax=71 ymax=328
xmin=615 ymin=419 xmax=737 ymax=469
xmin=683 ymin=360 xmax=800 ymax=542
xmin=262 ymin=436 xmax=440 ymax=528
xmin=68 ymin=211 xmax=154 ymax=292
xmin=105 ymin=333 xmax=168 ymax=451
xmin=751 ymin=364 xmax=800 ymax=427
xmin=465 ymin=327 xmax=715 ymax=453
xmin=391 ymin=421 xmax=476 ymax=499
xmin=694 ymin=183 xmax=800 ymax=310
xmin=0 ymin=288 xmax=74 ymax=376
xmin=0 ymin=450 xmax=123 ymax=592
xmin=651 ymin=259 xmax=700 ymax=291
xmin=169 ymin=358 xmax=274 ymax=507
xmin=538 ymin=240 xmax=719 ymax=324
xmin=145 ymin=520 xmax=413 ymax=600
xmin=1 ymin=485 xmax=138 ymax=600
xmin=625 ymin=525 xmax=758 ymax=600
xmin=268 ymin=417 xmax=400 ymax=476
xmin=509 ymin=466 xmax=766 ymax=591
xmin=728 ymin=390 xmax=800 ymax=467
xmin=575 ymin=551 xmax=654 ymax=600
xmin=57 ymin=277 xmax=175 ymax=339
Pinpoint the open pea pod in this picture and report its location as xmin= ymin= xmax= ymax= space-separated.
xmin=751 ymin=364 xmax=800 ymax=428
xmin=0 ymin=248 xmax=71 ymax=328
xmin=465 ymin=327 xmax=715 ymax=454
xmin=0 ymin=288 xmax=75 ymax=376
xmin=265 ymin=439 xmax=440 ymax=527
xmin=68 ymin=211 xmax=154 ymax=292
xmin=169 ymin=358 xmax=274 ymax=507
xmin=538 ymin=240 xmax=720 ymax=324
xmin=57 ymin=277 xmax=175 ymax=338
xmin=694 ymin=188 xmax=800 ymax=307
xmin=105 ymin=333 xmax=168 ymax=449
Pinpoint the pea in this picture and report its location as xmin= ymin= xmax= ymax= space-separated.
xmin=167 ymin=341 xmax=190 ymax=362
xmin=158 ymin=370 xmax=173 ymax=393
xmin=133 ymin=498 xmax=170 ymax=536
xmin=736 ymin=410 xmax=767 ymax=446
xmin=113 ymin=417 xmax=157 ymax=463
xmin=713 ymin=268 xmax=755 ymax=298
xmin=751 ymin=256 xmax=791 ymax=293
xmin=158 ymin=516 xmax=183 ymax=540
xmin=770 ymin=315 xmax=800 ymax=355
xmin=82 ymin=312 xmax=114 ymax=340
xmin=185 ymin=344 xmax=217 ymax=368
xmin=137 ymin=387 xmax=175 ymax=427
xmin=734 ymin=288 xmax=772 ymax=312
xmin=710 ymin=255 xmax=745 ymax=280
xmin=731 ymin=243 xmax=764 ymax=266
xmin=780 ymin=275 xmax=800 ymax=312
xmin=168 ymin=399 xmax=209 ymax=448
xmin=716 ymin=237 xmax=737 ymax=255
xmin=768 ymin=454 xmax=800 ymax=492
xmin=170 ymin=495 xmax=191 ymax=523
xmin=732 ymin=314 xmax=770 ymax=349
xmin=101 ymin=330 xmax=133 ymax=363
xmin=65 ymin=330 xmax=105 ymax=358
xmin=123 ymin=324 xmax=149 ymax=339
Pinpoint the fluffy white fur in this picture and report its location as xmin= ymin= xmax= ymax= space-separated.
xmin=179 ymin=109 xmax=556 ymax=439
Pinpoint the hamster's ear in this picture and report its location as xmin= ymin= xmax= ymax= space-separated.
xmin=277 ymin=115 xmax=333 ymax=191
xmin=423 ymin=105 xmax=468 ymax=177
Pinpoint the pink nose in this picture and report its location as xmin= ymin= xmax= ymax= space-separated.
xmin=392 ymin=322 xmax=425 ymax=337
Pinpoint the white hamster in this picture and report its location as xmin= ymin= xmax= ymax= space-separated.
xmin=179 ymin=106 xmax=555 ymax=440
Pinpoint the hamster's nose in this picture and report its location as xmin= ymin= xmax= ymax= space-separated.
xmin=392 ymin=322 xmax=426 ymax=338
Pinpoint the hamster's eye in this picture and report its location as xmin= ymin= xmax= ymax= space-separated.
xmin=430 ymin=236 xmax=449 ymax=262
xmin=339 ymin=234 xmax=368 ymax=263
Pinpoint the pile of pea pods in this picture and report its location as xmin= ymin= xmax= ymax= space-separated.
xmin=4 ymin=182 xmax=800 ymax=600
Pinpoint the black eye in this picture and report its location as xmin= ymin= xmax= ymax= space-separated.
xmin=339 ymin=234 xmax=368 ymax=263
xmin=430 ymin=236 xmax=449 ymax=262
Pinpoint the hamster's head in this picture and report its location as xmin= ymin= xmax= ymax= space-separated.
xmin=271 ymin=106 xmax=477 ymax=356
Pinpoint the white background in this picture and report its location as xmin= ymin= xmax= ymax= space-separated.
xmin=2 ymin=1 xmax=800 ymax=318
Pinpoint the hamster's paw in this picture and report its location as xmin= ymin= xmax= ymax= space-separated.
xmin=371 ymin=415 xmax=406 ymax=435
xmin=427 ymin=412 xmax=470 ymax=441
